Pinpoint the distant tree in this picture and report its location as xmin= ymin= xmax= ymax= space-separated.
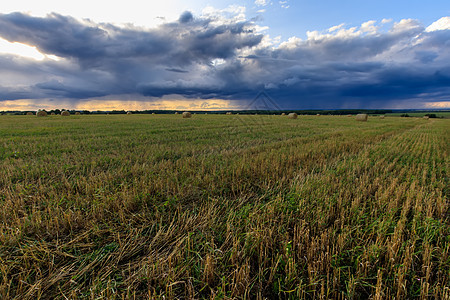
xmin=424 ymin=113 xmax=437 ymax=118
xmin=400 ymin=113 xmax=410 ymax=117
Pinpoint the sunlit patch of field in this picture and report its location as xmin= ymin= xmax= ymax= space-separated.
xmin=0 ymin=114 xmax=448 ymax=299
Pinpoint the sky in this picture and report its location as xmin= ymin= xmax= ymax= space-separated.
xmin=1 ymin=1 xmax=450 ymax=110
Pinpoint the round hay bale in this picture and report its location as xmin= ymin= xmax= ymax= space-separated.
xmin=127 ymin=111 xmax=132 ymax=115
xmin=356 ymin=113 xmax=368 ymax=121
xmin=51 ymin=112 xmax=56 ymax=115
xmin=152 ymin=113 xmax=155 ymax=115
xmin=75 ymin=112 xmax=81 ymax=115
xmin=61 ymin=110 xmax=70 ymax=116
xmin=288 ymin=112 xmax=298 ymax=119
xmin=379 ymin=115 xmax=385 ymax=119
xmin=423 ymin=116 xmax=429 ymax=120
xmin=281 ymin=113 xmax=286 ymax=116
xmin=316 ymin=114 xmax=320 ymax=116
xmin=182 ymin=112 xmax=192 ymax=118
xmin=226 ymin=112 xmax=232 ymax=115
xmin=26 ymin=112 xmax=34 ymax=115
xmin=175 ymin=112 xmax=179 ymax=115
xmin=205 ymin=113 xmax=208 ymax=115
xmin=347 ymin=114 xmax=352 ymax=117
xmin=36 ymin=110 xmax=47 ymax=117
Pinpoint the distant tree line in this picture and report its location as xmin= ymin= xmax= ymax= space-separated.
xmin=401 ymin=113 xmax=440 ymax=118
xmin=1 ymin=109 xmax=448 ymax=117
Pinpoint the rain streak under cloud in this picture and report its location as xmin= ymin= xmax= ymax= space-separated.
xmin=0 ymin=7 xmax=450 ymax=110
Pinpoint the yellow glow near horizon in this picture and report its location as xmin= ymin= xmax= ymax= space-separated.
xmin=75 ymin=99 xmax=241 ymax=111
xmin=0 ymin=99 xmax=241 ymax=111
xmin=2 ymin=99 xmax=449 ymax=111
xmin=424 ymin=101 xmax=450 ymax=108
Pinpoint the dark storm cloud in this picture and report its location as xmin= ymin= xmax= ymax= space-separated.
xmin=0 ymin=12 xmax=261 ymax=65
xmin=0 ymin=86 xmax=35 ymax=100
xmin=0 ymin=12 xmax=450 ymax=108
xmin=179 ymin=11 xmax=194 ymax=23
xmin=340 ymin=66 xmax=450 ymax=100
xmin=165 ymin=68 xmax=189 ymax=73
xmin=0 ymin=13 xmax=110 ymax=61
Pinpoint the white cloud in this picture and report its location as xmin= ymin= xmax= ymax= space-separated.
xmin=360 ymin=20 xmax=377 ymax=34
xmin=279 ymin=36 xmax=302 ymax=49
xmin=306 ymin=20 xmax=390 ymax=42
xmin=328 ymin=23 xmax=345 ymax=32
xmin=202 ymin=5 xmax=247 ymax=24
xmin=255 ymin=0 xmax=268 ymax=6
xmin=426 ymin=16 xmax=450 ymax=32
xmin=306 ymin=25 xmax=360 ymax=41
xmin=254 ymin=25 xmax=270 ymax=32
xmin=211 ymin=58 xmax=225 ymax=66
xmin=390 ymin=19 xmax=422 ymax=33
xmin=279 ymin=0 xmax=289 ymax=8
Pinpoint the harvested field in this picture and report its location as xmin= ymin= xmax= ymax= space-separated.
xmin=0 ymin=114 xmax=448 ymax=299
